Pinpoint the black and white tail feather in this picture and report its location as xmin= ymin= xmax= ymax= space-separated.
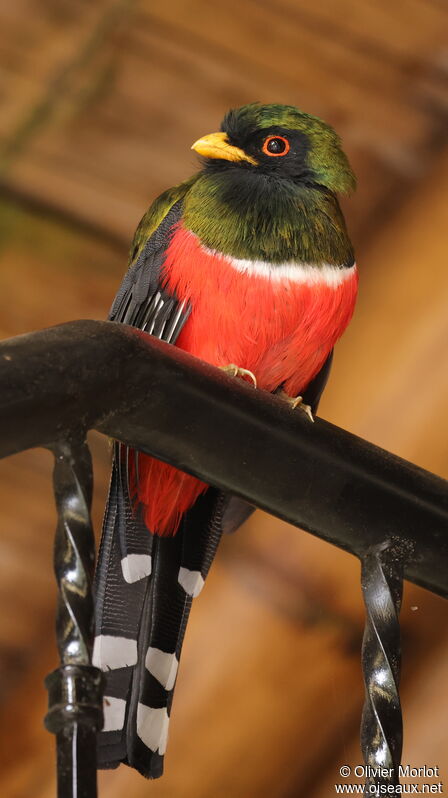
xmin=93 ymin=200 xmax=253 ymax=778
xmin=94 ymin=459 xmax=226 ymax=777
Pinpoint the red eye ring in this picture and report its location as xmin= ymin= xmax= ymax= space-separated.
xmin=262 ymin=135 xmax=290 ymax=157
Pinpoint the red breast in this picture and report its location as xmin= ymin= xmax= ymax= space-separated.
xmin=134 ymin=222 xmax=358 ymax=536
xmin=164 ymin=223 xmax=358 ymax=394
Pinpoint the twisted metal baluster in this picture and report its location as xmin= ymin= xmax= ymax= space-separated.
xmin=45 ymin=439 xmax=103 ymax=798
xmin=361 ymin=542 xmax=404 ymax=794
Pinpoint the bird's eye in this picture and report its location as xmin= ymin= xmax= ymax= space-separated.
xmin=262 ymin=135 xmax=290 ymax=157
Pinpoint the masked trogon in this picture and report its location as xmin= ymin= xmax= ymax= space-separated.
xmin=93 ymin=103 xmax=358 ymax=778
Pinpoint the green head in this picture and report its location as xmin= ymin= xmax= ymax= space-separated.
xmin=186 ymin=103 xmax=355 ymax=263
xmin=192 ymin=102 xmax=355 ymax=195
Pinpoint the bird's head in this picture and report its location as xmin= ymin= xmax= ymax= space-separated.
xmin=192 ymin=103 xmax=355 ymax=195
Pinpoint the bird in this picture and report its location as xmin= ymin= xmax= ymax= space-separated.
xmin=93 ymin=102 xmax=358 ymax=779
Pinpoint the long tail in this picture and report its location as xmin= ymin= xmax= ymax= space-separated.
xmin=93 ymin=447 xmax=225 ymax=778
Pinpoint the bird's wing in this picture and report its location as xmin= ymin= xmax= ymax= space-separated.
xmin=109 ymin=199 xmax=191 ymax=340
xmin=94 ymin=187 xmax=228 ymax=778
xmin=302 ymin=349 xmax=334 ymax=415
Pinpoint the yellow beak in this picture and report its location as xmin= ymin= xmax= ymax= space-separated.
xmin=191 ymin=131 xmax=257 ymax=165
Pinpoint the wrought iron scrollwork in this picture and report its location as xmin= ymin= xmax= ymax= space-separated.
xmin=361 ymin=542 xmax=405 ymax=794
xmin=45 ymin=439 xmax=103 ymax=798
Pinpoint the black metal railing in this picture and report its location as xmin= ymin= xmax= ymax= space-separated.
xmin=1 ymin=319 xmax=447 ymax=797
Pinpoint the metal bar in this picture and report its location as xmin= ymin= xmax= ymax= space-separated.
xmin=0 ymin=320 xmax=447 ymax=597
xmin=44 ymin=439 xmax=103 ymax=798
xmin=360 ymin=542 xmax=404 ymax=794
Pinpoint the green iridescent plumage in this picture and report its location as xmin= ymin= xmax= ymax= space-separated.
xmin=130 ymin=103 xmax=355 ymax=267
xmin=129 ymin=175 xmax=197 ymax=263
xmin=183 ymin=173 xmax=352 ymax=263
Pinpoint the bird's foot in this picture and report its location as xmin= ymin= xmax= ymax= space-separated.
xmin=278 ymin=390 xmax=314 ymax=422
xmin=221 ymin=363 xmax=257 ymax=388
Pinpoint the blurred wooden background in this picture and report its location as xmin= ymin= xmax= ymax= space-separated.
xmin=0 ymin=1 xmax=447 ymax=796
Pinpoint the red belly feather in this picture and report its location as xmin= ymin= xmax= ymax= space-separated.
xmin=135 ymin=223 xmax=358 ymax=535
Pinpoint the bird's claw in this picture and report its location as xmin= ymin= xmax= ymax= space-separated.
xmin=278 ymin=391 xmax=314 ymax=422
xmin=221 ymin=363 xmax=257 ymax=388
